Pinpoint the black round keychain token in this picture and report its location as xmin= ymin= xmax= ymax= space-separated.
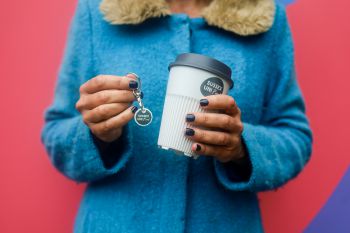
xmin=128 ymin=73 xmax=153 ymax=127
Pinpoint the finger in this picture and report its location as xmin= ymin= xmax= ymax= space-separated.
xmin=77 ymin=90 xmax=135 ymax=110
xmin=83 ymin=103 xmax=130 ymax=123
xmin=190 ymin=143 xmax=233 ymax=162
xmin=90 ymin=106 xmax=138 ymax=135
xmin=185 ymin=112 xmax=242 ymax=132
xmin=185 ymin=127 xmax=238 ymax=146
xmin=80 ymin=74 xmax=138 ymax=94
xmin=199 ymin=95 xmax=239 ymax=116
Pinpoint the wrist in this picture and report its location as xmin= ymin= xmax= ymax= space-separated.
xmin=228 ymin=137 xmax=247 ymax=164
xmin=91 ymin=130 xmax=124 ymax=169
xmin=91 ymin=128 xmax=123 ymax=143
xmin=223 ymin=139 xmax=252 ymax=182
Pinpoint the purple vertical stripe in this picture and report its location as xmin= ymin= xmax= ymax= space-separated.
xmin=304 ymin=166 xmax=350 ymax=233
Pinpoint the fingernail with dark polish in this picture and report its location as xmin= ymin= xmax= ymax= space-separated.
xmin=186 ymin=114 xmax=195 ymax=122
xmin=131 ymin=106 xmax=138 ymax=114
xmin=200 ymin=99 xmax=209 ymax=106
xmin=129 ymin=80 xmax=138 ymax=89
xmin=195 ymin=144 xmax=201 ymax=151
xmin=185 ymin=128 xmax=195 ymax=136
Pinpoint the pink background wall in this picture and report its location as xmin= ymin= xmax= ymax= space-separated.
xmin=1 ymin=0 xmax=349 ymax=232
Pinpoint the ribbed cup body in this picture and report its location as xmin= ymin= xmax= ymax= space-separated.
xmin=157 ymin=65 xmax=230 ymax=158
xmin=157 ymin=94 xmax=205 ymax=157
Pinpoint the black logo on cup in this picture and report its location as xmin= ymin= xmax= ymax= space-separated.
xmin=200 ymin=77 xmax=224 ymax=96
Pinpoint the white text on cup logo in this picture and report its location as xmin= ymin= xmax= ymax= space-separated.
xmin=200 ymin=77 xmax=224 ymax=96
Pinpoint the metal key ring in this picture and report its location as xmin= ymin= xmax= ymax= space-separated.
xmin=127 ymin=72 xmax=146 ymax=112
xmin=126 ymin=72 xmax=153 ymax=127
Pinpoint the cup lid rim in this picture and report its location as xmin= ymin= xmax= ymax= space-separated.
xmin=168 ymin=53 xmax=233 ymax=89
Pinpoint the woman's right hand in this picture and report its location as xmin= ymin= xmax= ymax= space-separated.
xmin=76 ymin=74 xmax=139 ymax=142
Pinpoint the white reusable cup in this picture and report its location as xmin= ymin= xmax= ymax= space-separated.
xmin=157 ymin=53 xmax=233 ymax=158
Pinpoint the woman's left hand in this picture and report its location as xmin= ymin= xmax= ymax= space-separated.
xmin=185 ymin=95 xmax=246 ymax=163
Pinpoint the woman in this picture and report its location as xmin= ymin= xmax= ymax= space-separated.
xmin=42 ymin=0 xmax=313 ymax=232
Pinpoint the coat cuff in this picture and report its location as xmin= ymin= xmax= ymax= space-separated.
xmin=73 ymin=118 xmax=134 ymax=182
xmin=214 ymin=123 xmax=264 ymax=192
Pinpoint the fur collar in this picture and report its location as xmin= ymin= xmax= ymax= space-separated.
xmin=100 ymin=0 xmax=276 ymax=36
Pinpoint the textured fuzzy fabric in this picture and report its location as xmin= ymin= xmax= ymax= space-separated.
xmin=202 ymin=0 xmax=275 ymax=36
xmin=41 ymin=0 xmax=312 ymax=232
xmin=100 ymin=0 xmax=275 ymax=36
xmin=100 ymin=0 xmax=171 ymax=25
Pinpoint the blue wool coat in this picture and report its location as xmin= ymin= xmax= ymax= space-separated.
xmin=41 ymin=0 xmax=313 ymax=232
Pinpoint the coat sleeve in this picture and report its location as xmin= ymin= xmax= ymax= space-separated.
xmin=214 ymin=4 xmax=313 ymax=192
xmin=41 ymin=0 xmax=133 ymax=183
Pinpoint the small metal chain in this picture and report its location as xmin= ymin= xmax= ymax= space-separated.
xmin=133 ymin=89 xmax=145 ymax=113
xmin=128 ymin=73 xmax=146 ymax=113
